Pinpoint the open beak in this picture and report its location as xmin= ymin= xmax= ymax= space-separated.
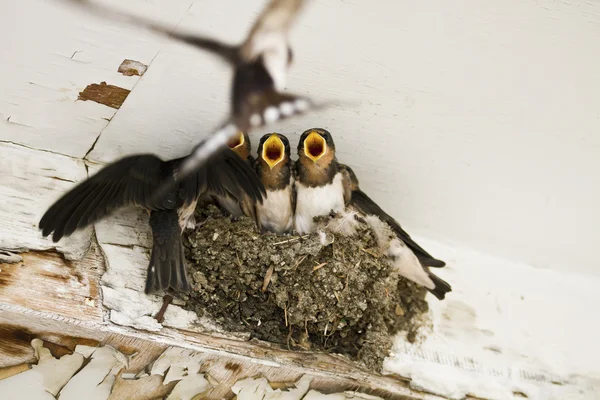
xmin=227 ymin=131 xmax=245 ymax=150
xmin=262 ymin=134 xmax=285 ymax=169
xmin=303 ymin=131 xmax=327 ymax=162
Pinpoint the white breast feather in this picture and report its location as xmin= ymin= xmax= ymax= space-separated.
xmin=257 ymin=179 xmax=294 ymax=234
xmin=178 ymin=199 xmax=198 ymax=230
xmin=294 ymin=173 xmax=345 ymax=234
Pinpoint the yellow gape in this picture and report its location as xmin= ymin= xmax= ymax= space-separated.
xmin=227 ymin=131 xmax=245 ymax=149
xmin=304 ymin=130 xmax=327 ymax=162
xmin=262 ymin=134 xmax=285 ymax=169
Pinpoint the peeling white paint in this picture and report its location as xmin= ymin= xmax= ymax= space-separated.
xmin=96 ymin=213 xmax=216 ymax=332
xmin=0 ymin=142 xmax=91 ymax=260
xmin=150 ymin=347 xmax=205 ymax=383
xmin=0 ymin=339 xmax=84 ymax=400
xmin=60 ymin=345 xmax=127 ymax=400
xmin=232 ymin=375 xmax=314 ymax=400
xmin=60 ymin=346 xmax=125 ymax=400
xmin=167 ymin=373 xmax=211 ymax=400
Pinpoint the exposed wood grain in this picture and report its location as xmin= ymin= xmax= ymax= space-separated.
xmin=109 ymin=374 xmax=178 ymax=400
xmin=78 ymin=81 xmax=131 ymax=109
xmin=0 ymin=363 xmax=30 ymax=381
xmin=102 ymin=333 xmax=167 ymax=374
xmin=0 ymin=324 xmax=37 ymax=366
xmin=0 ymin=247 xmax=104 ymax=322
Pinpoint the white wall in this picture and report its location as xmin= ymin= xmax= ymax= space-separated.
xmin=1 ymin=0 xmax=599 ymax=276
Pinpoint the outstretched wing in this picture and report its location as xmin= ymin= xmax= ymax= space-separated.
xmin=39 ymin=154 xmax=172 ymax=242
xmin=195 ymin=146 xmax=267 ymax=206
xmin=339 ymin=164 xmax=447 ymax=268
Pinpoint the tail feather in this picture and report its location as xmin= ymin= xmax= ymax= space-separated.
xmin=427 ymin=270 xmax=452 ymax=301
xmin=146 ymin=211 xmax=191 ymax=294
xmin=364 ymin=214 xmax=452 ymax=301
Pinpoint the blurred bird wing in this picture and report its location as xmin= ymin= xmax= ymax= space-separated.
xmin=39 ymin=154 xmax=172 ymax=242
xmin=240 ymin=0 xmax=306 ymax=61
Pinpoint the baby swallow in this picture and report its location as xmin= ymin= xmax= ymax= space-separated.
xmin=255 ymin=133 xmax=295 ymax=234
xmin=39 ymin=144 xmax=265 ymax=294
xmin=213 ymin=131 xmax=257 ymax=219
xmin=294 ymin=128 xmax=450 ymax=300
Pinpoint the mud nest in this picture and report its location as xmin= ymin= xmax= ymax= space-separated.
xmin=181 ymin=203 xmax=429 ymax=370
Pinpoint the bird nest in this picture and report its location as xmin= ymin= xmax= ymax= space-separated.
xmin=181 ymin=202 xmax=430 ymax=370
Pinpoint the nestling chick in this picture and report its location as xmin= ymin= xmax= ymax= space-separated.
xmin=294 ymin=128 xmax=451 ymax=300
xmin=255 ymin=133 xmax=295 ymax=234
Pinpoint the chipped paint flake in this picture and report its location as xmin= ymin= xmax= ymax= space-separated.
xmin=117 ymin=59 xmax=148 ymax=77
xmin=167 ymin=373 xmax=211 ymax=400
xmin=59 ymin=345 xmax=127 ymax=400
xmin=150 ymin=347 xmax=205 ymax=383
xmin=78 ymin=82 xmax=131 ymax=109
xmin=232 ymin=375 xmax=313 ymax=400
xmin=0 ymin=339 xmax=84 ymax=399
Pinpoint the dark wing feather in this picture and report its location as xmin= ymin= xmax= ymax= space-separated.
xmin=39 ymin=154 xmax=172 ymax=242
xmin=209 ymin=148 xmax=267 ymax=202
xmin=339 ymin=164 xmax=446 ymax=268
xmin=174 ymin=144 xmax=266 ymax=211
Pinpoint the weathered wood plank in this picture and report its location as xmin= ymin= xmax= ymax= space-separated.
xmin=0 ymin=247 xmax=103 ymax=322
xmin=0 ymin=303 xmax=426 ymax=399
xmin=0 ymin=334 xmax=398 ymax=400
xmin=0 ymin=142 xmax=93 ymax=260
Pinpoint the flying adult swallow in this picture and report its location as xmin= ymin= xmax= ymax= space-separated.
xmin=39 ymin=143 xmax=266 ymax=294
xmin=294 ymin=128 xmax=450 ymax=300
xmin=254 ymin=133 xmax=295 ymax=234
xmin=62 ymin=0 xmax=320 ymax=190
